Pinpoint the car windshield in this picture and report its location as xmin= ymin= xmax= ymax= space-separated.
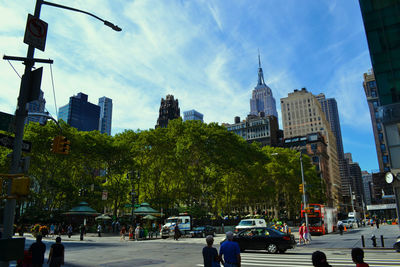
xmin=166 ymin=219 xmax=179 ymax=223
xmin=239 ymin=220 xmax=254 ymax=226
xmin=194 ymin=227 xmax=204 ymax=230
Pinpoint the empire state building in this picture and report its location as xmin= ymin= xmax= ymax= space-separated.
xmin=250 ymin=54 xmax=278 ymax=119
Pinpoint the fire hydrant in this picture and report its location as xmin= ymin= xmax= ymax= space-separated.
xmin=371 ymin=234 xmax=377 ymax=247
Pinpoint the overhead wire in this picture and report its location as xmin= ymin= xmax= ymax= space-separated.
xmin=7 ymin=60 xmax=21 ymax=79
xmin=49 ymin=62 xmax=58 ymax=118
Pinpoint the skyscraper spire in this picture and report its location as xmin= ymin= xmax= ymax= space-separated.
xmin=257 ymin=50 xmax=265 ymax=86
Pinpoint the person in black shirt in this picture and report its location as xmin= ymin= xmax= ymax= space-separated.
xmin=29 ymin=235 xmax=46 ymax=267
xmin=202 ymin=235 xmax=220 ymax=267
xmin=47 ymin=237 xmax=64 ymax=267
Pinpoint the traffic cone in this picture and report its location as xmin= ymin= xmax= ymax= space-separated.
xmin=344 ymin=226 xmax=347 ymax=232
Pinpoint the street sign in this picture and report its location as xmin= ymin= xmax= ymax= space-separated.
xmin=0 ymin=134 xmax=32 ymax=153
xmin=0 ymin=112 xmax=15 ymax=132
xmin=23 ymin=14 xmax=48 ymax=52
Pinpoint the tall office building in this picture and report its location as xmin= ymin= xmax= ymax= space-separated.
xmin=362 ymin=171 xmax=373 ymax=206
xmin=26 ymin=90 xmax=46 ymax=124
xmin=155 ymin=94 xmax=180 ymax=128
xmin=250 ymin=54 xmax=278 ymax=119
xmin=183 ymin=109 xmax=203 ymax=122
xmin=359 ymin=0 xmax=400 ymax=221
xmin=58 ymin=92 xmax=100 ymax=132
xmin=363 ymin=70 xmax=390 ymax=172
xmin=280 ymin=88 xmax=340 ymax=207
xmin=98 ymin=96 xmax=112 ymax=135
xmin=345 ymin=153 xmax=364 ymax=211
xmin=316 ymin=94 xmax=352 ymax=206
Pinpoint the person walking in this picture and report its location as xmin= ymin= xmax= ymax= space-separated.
xmin=120 ymin=226 xmax=126 ymax=240
xmin=97 ymin=224 xmax=102 ymax=237
xmin=304 ymin=224 xmax=311 ymax=244
xmin=29 ymin=235 xmax=46 ymax=267
xmin=312 ymin=251 xmax=332 ymax=267
xmin=338 ymin=221 xmax=344 ymax=235
xmin=47 ymin=237 xmax=64 ymax=267
xmin=135 ymin=225 xmax=140 ymax=241
xmin=375 ymin=218 xmax=380 ymax=229
xmin=67 ymin=225 xmax=72 ymax=238
xmin=219 ymin=231 xmax=241 ymax=267
xmin=50 ymin=224 xmax=55 ymax=237
xmin=174 ymin=224 xmax=181 ymax=241
xmin=203 ymin=235 xmax=220 ymax=267
xmin=282 ymin=223 xmax=289 ymax=234
xmin=352 ymin=247 xmax=369 ymax=267
xmin=298 ymin=223 xmax=305 ymax=245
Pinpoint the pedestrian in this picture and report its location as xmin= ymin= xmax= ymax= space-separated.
xmin=219 ymin=231 xmax=241 ymax=267
xmin=298 ymin=223 xmax=305 ymax=245
xmin=47 ymin=237 xmax=64 ymax=267
xmin=79 ymin=224 xmax=85 ymax=241
xmin=375 ymin=218 xmax=380 ymax=229
xmin=97 ymin=224 xmax=102 ymax=237
xmin=174 ymin=223 xmax=181 ymax=241
xmin=304 ymin=224 xmax=311 ymax=244
xmin=369 ymin=218 xmax=374 ymax=227
xmin=29 ymin=235 xmax=46 ymax=267
xmin=203 ymin=235 xmax=220 ymax=267
xmin=352 ymin=247 xmax=369 ymax=267
xmin=282 ymin=222 xmax=289 ymax=234
xmin=134 ymin=224 xmax=140 ymax=241
xmin=312 ymin=251 xmax=332 ymax=267
xmin=120 ymin=226 xmax=126 ymax=240
xmin=338 ymin=221 xmax=344 ymax=235
xmin=67 ymin=225 xmax=72 ymax=238
xmin=50 ymin=224 xmax=55 ymax=237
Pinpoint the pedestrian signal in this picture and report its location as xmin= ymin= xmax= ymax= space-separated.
xmin=11 ymin=176 xmax=30 ymax=196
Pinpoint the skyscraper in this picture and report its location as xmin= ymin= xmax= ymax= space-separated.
xmin=26 ymin=90 xmax=46 ymax=124
xmin=155 ymin=94 xmax=180 ymax=128
xmin=98 ymin=96 xmax=113 ymax=135
xmin=58 ymin=92 xmax=100 ymax=132
xmin=183 ymin=109 xmax=203 ymax=122
xmin=280 ymin=88 xmax=340 ymax=207
xmin=363 ymin=70 xmax=390 ymax=172
xmin=316 ymin=93 xmax=351 ymax=208
xmin=250 ymin=54 xmax=278 ymax=119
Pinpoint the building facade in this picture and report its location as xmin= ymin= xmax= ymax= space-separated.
xmin=359 ymin=0 xmax=400 ymax=220
xmin=224 ymin=114 xmax=279 ymax=147
xmin=155 ymin=94 xmax=180 ymax=128
xmin=344 ymin=153 xmax=364 ymax=211
xmin=183 ymin=109 xmax=203 ymax=122
xmin=316 ymin=93 xmax=352 ymax=208
xmin=250 ymin=54 xmax=278 ymax=119
xmin=362 ymin=171 xmax=373 ymax=206
xmin=280 ymin=88 xmax=340 ymax=207
xmin=283 ymin=133 xmax=332 ymax=206
xmin=58 ymin=92 xmax=100 ymax=132
xmin=26 ymin=90 xmax=46 ymax=124
xmin=98 ymin=96 xmax=113 ymax=135
xmin=363 ymin=70 xmax=391 ymax=172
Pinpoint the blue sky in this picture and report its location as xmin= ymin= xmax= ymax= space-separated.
xmin=0 ymin=0 xmax=378 ymax=172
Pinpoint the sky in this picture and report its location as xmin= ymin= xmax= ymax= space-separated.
xmin=0 ymin=0 xmax=378 ymax=172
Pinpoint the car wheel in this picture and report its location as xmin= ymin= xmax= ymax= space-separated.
xmin=266 ymin=243 xmax=278 ymax=254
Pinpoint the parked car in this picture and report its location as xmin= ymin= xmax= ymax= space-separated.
xmin=341 ymin=220 xmax=353 ymax=229
xmin=189 ymin=225 xmax=216 ymax=238
xmin=235 ymin=219 xmax=267 ymax=232
xmin=221 ymin=227 xmax=296 ymax=254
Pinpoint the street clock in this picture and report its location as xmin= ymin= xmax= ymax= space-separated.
xmin=385 ymin=172 xmax=394 ymax=184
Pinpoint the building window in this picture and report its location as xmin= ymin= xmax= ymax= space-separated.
xmin=380 ymin=144 xmax=386 ymax=152
xmin=383 ymin=155 xmax=389 ymax=164
xmin=377 ymin=123 xmax=382 ymax=131
xmin=378 ymin=133 xmax=383 ymax=141
xmin=371 ymin=90 xmax=377 ymax=98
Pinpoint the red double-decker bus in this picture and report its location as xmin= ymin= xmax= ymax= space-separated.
xmin=301 ymin=204 xmax=337 ymax=235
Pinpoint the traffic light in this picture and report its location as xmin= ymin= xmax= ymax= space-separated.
xmin=51 ymin=136 xmax=70 ymax=154
xmin=299 ymin=183 xmax=304 ymax=194
xmin=11 ymin=176 xmax=30 ymax=196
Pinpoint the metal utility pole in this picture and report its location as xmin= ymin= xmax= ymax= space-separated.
xmin=300 ymin=151 xmax=309 ymax=228
xmin=1 ymin=1 xmax=121 ymax=266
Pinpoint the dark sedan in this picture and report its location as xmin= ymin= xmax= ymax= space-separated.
xmin=222 ymin=227 xmax=296 ymax=253
xmin=189 ymin=225 xmax=216 ymax=238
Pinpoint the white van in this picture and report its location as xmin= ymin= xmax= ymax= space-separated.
xmin=235 ymin=219 xmax=267 ymax=232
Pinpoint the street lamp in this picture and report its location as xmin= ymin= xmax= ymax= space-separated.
xmin=1 ymin=1 xmax=121 ymax=266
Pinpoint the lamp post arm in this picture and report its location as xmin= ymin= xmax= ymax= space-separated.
xmin=27 ymin=112 xmax=62 ymax=132
xmin=42 ymin=1 xmax=122 ymax=31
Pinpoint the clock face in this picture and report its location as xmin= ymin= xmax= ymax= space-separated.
xmin=385 ymin=172 xmax=394 ymax=184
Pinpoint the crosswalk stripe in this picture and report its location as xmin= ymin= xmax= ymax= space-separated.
xmin=196 ymin=251 xmax=400 ymax=267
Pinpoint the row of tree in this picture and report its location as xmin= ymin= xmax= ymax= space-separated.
xmin=0 ymin=119 xmax=325 ymax=221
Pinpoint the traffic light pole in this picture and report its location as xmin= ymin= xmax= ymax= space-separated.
xmin=0 ymin=1 xmax=42 ymax=267
xmin=300 ymin=151 xmax=309 ymax=229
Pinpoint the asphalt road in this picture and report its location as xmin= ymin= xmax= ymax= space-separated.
xmin=9 ymin=224 xmax=400 ymax=267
